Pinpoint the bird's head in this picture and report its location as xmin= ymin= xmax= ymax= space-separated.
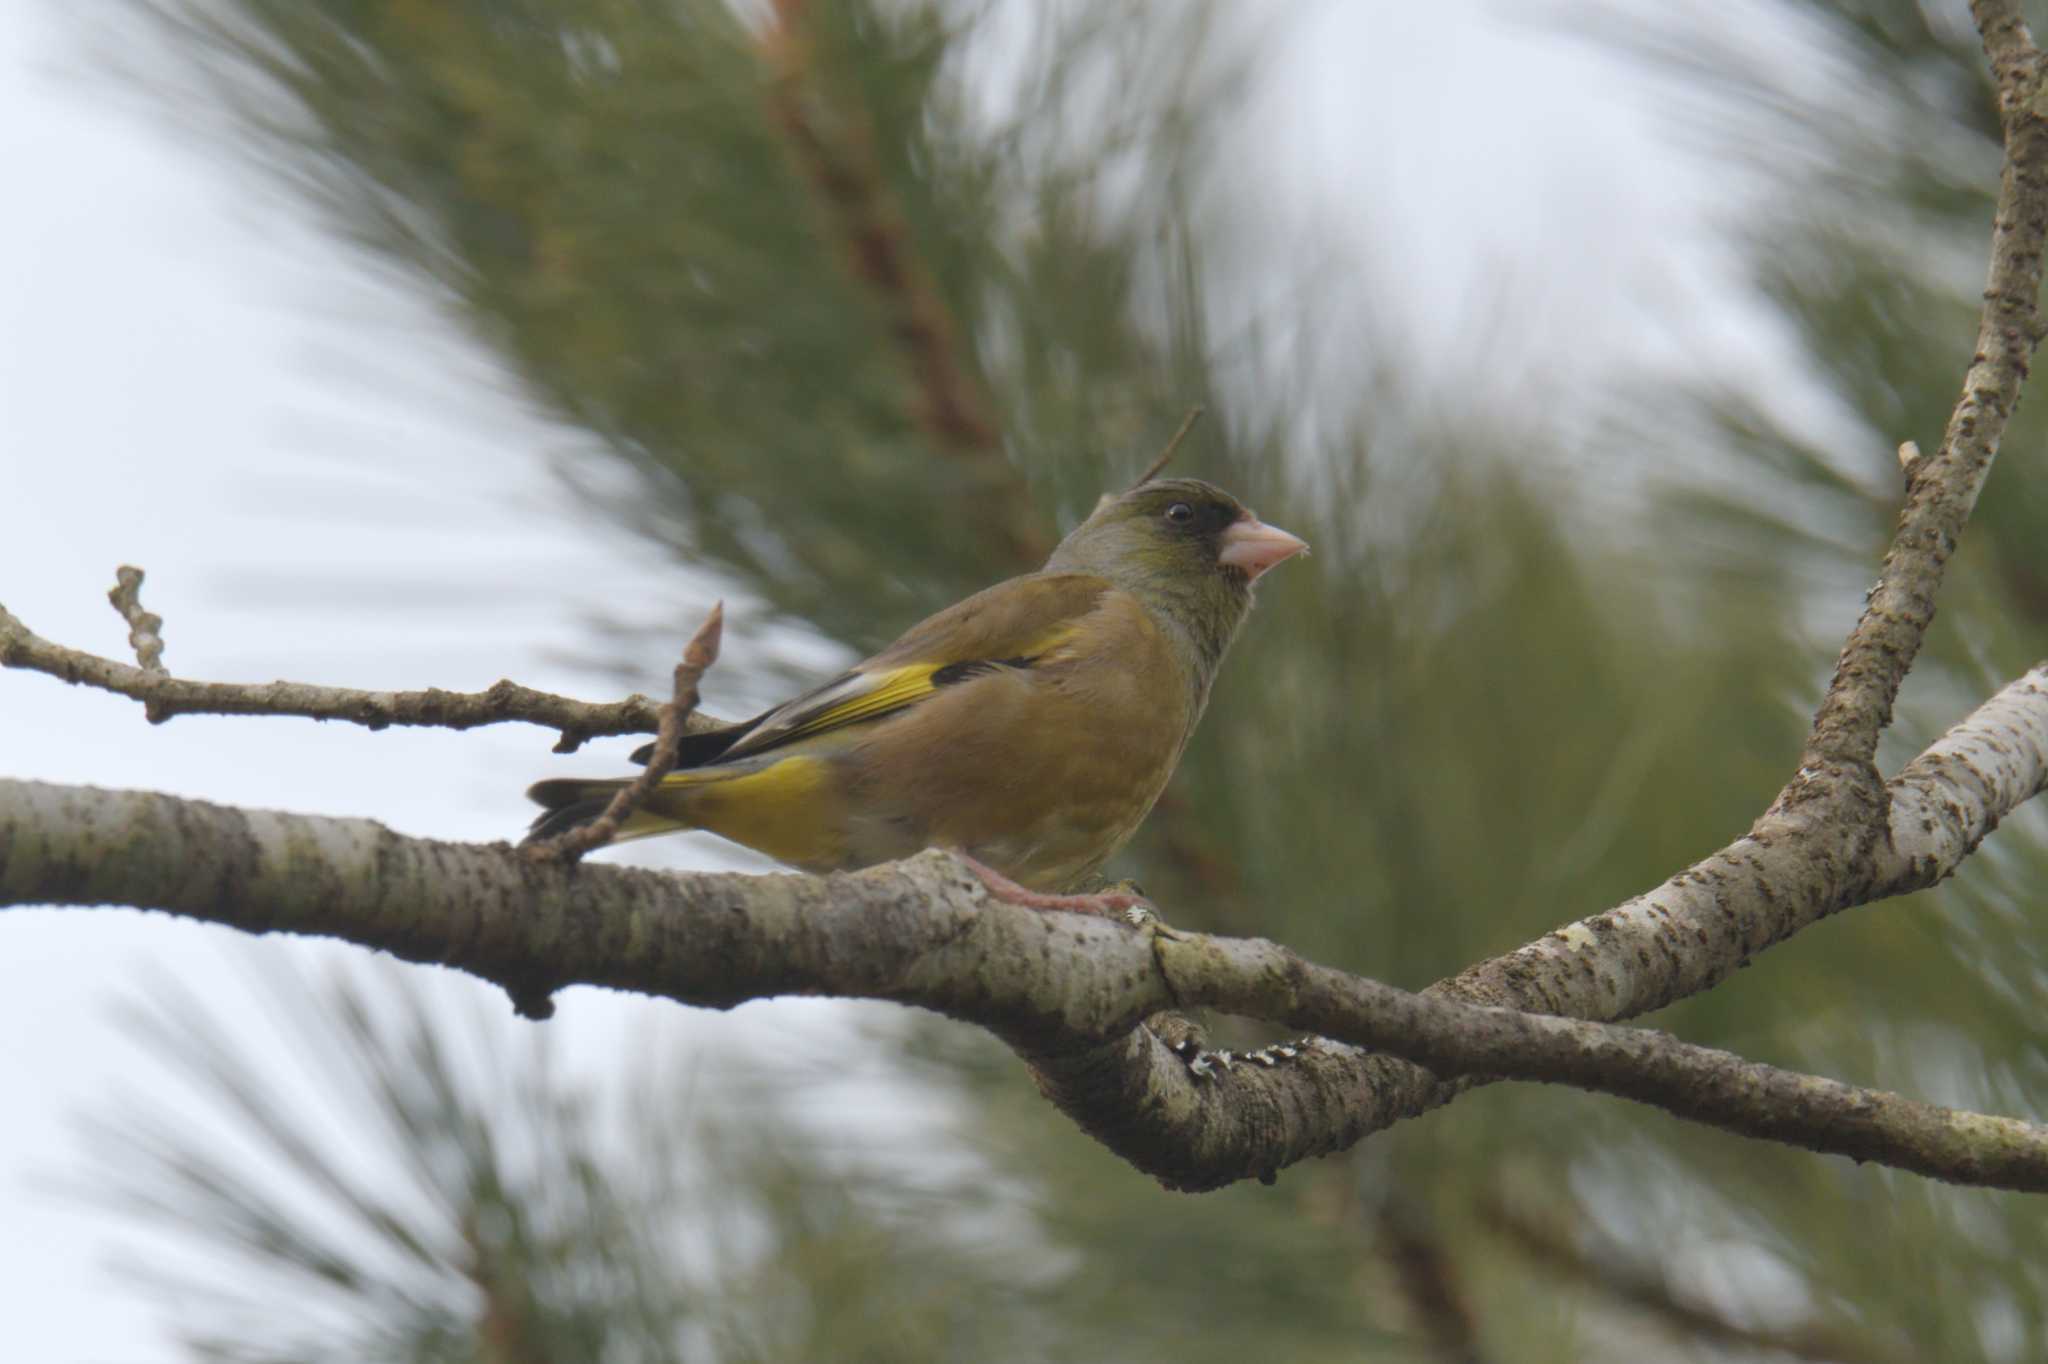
xmin=1048 ymin=477 xmax=1308 ymax=674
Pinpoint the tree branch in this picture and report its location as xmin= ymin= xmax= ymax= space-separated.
xmin=1802 ymin=1 xmax=2048 ymax=772
xmin=1027 ymin=663 xmax=2048 ymax=1186
xmin=0 ymin=597 xmax=725 ymax=755
xmin=1478 ymin=1196 xmax=1911 ymax=1364
xmin=1379 ymin=1198 xmax=1492 ymax=1364
xmin=1154 ymin=866 xmax=2048 ymax=1191
xmin=6 ymin=666 xmax=2046 ymax=1192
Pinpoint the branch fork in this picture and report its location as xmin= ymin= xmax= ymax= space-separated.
xmin=521 ymin=603 xmax=724 ymax=867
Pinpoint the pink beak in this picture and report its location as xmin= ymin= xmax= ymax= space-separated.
xmin=1218 ymin=515 xmax=1309 ymax=581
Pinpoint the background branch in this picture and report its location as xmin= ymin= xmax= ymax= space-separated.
xmin=1379 ymin=1198 xmax=1491 ymax=1364
xmin=761 ymin=0 xmax=1051 ymax=565
xmin=1477 ymin=1196 xmax=1910 ymax=1364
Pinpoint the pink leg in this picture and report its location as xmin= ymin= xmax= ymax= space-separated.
xmin=958 ymin=854 xmax=1151 ymax=919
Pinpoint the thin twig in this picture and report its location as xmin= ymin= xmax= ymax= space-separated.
xmin=1801 ymin=1 xmax=2048 ymax=773
xmin=1131 ymin=405 xmax=1205 ymax=488
xmin=522 ymin=603 xmax=723 ymax=865
xmin=0 ymin=598 xmax=721 ymax=754
xmin=106 ymin=566 xmax=167 ymax=677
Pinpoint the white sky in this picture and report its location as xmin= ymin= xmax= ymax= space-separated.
xmin=2 ymin=2 xmax=1841 ymax=1357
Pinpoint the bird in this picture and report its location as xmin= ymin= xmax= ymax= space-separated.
xmin=523 ymin=477 xmax=1306 ymax=913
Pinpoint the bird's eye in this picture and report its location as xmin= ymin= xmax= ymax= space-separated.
xmin=1165 ymin=502 xmax=1195 ymax=525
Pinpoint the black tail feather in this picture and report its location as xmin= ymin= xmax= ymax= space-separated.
xmin=522 ymin=779 xmax=626 ymax=845
xmin=630 ymin=712 xmax=765 ymax=767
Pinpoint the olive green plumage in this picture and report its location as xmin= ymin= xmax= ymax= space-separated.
xmin=524 ymin=478 xmax=1305 ymax=891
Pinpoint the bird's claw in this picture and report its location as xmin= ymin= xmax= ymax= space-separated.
xmin=1112 ymin=887 xmax=1186 ymax=937
xmin=962 ymin=858 xmax=1163 ymax=921
xmin=1170 ymin=1036 xmax=1315 ymax=1080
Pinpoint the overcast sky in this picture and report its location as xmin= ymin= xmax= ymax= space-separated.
xmin=0 ymin=2 xmax=1835 ymax=1357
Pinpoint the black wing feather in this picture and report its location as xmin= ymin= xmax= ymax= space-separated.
xmin=628 ymin=709 xmax=772 ymax=768
xmin=626 ymin=656 xmax=1035 ymax=767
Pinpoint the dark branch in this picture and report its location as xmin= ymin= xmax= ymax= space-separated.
xmin=760 ymin=0 xmax=1050 ymax=565
xmin=1479 ymin=1196 xmax=1912 ymax=1364
xmin=1379 ymin=1199 xmax=1492 ymax=1364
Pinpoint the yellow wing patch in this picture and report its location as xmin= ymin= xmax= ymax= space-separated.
xmin=719 ymin=619 xmax=1083 ymax=764
xmin=777 ymin=665 xmax=942 ymax=742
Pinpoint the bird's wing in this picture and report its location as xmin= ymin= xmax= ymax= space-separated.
xmin=632 ymin=573 xmax=1110 ymax=768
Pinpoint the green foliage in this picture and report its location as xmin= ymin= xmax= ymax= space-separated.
xmin=85 ymin=967 xmax=1076 ymax=1363
xmin=87 ymin=0 xmax=2048 ymax=1359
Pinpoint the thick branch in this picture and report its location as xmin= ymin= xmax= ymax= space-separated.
xmin=1803 ymin=2 xmax=2048 ymax=770
xmin=1030 ymin=665 xmax=2048 ymax=1186
xmin=6 ymin=667 xmax=2047 ymax=1193
xmin=1444 ymin=668 xmax=2048 ymax=1023
xmin=0 ymin=600 xmax=724 ymax=754
xmin=1155 ymin=919 xmax=2048 ymax=1191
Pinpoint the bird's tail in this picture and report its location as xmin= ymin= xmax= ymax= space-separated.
xmin=524 ymin=754 xmax=838 ymax=863
xmin=522 ymin=778 xmax=692 ymax=844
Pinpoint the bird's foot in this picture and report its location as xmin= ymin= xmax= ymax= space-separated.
xmin=1167 ymin=1035 xmax=1319 ymax=1082
xmin=960 ymin=855 xmax=1155 ymax=921
xmin=1092 ymin=877 xmax=1173 ymax=929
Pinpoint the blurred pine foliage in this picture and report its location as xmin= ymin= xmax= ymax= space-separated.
xmin=83 ymin=0 xmax=2048 ymax=1359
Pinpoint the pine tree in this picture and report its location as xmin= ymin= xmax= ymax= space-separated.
xmin=80 ymin=2 xmax=2048 ymax=1358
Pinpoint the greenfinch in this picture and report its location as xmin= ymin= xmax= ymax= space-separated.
xmin=524 ymin=478 xmax=1306 ymax=902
